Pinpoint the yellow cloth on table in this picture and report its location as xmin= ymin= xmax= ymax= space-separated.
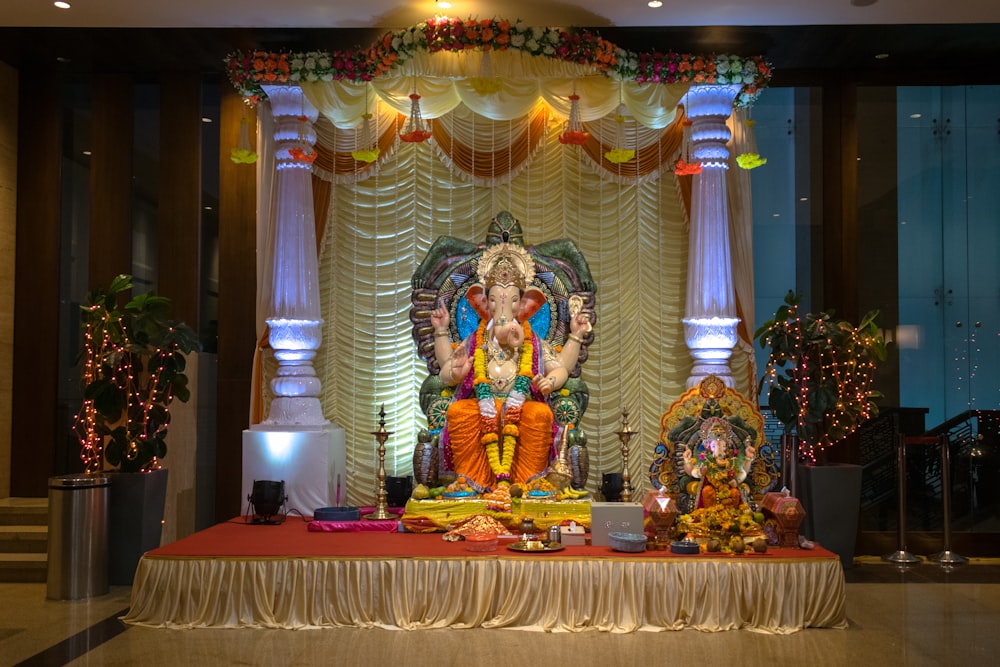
xmin=402 ymin=498 xmax=592 ymax=532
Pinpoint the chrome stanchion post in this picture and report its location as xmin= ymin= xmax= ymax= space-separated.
xmin=884 ymin=434 xmax=920 ymax=564
xmin=929 ymin=434 xmax=966 ymax=565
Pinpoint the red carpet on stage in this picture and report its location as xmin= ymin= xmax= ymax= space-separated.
xmin=126 ymin=519 xmax=848 ymax=633
xmin=150 ymin=518 xmax=838 ymax=561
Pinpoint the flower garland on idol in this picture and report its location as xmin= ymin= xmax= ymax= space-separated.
xmin=473 ymin=320 xmax=536 ymax=486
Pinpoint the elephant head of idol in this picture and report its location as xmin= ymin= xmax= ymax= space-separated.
xmin=465 ymin=243 xmax=545 ymax=349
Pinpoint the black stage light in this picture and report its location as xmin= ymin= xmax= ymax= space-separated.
xmin=246 ymin=480 xmax=287 ymax=524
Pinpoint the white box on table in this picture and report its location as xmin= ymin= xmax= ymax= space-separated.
xmin=590 ymin=502 xmax=644 ymax=546
xmin=560 ymin=523 xmax=586 ymax=546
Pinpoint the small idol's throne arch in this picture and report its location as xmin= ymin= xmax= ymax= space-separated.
xmin=409 ymin=212 xmax=596 ymax=487
xmin=649 ymin=375 xmax=780 ymax=516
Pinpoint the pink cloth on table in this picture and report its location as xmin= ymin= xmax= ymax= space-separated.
xmin=308 ymin=520 xmax=399 ymax=533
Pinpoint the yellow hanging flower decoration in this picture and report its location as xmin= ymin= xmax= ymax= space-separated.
xmin=351 ymin=149 xmax=380 ymax=163
xmin=736 ymin=153 xmax=767 ymax=169
xmin=230 ymin=148 xmax=258 ymax=164
xmin=605 ymin=148 xmax=635 ymax=164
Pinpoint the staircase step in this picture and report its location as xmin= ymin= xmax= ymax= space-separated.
xmin=0 ymin=524 xmax=47 ymax=553
xmin=0 ymin=552 xmax=47 ymax=583
xmin=0 ymin=498 xmax=49 ymax=526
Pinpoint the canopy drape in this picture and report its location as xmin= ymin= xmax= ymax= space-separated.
xmin=236 ymin=19 xmax=767 ymax=504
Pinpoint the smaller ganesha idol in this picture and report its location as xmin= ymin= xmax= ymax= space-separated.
xmin=650 ymin=376 xmax=775 ymax=543
xmin=681 ymin=417 xmax=756 ymax=510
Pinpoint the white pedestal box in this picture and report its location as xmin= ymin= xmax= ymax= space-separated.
xmin=241 ymin=425 xmax=347 ymax=517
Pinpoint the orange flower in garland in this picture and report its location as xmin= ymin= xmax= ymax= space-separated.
xmin=472 ymin=320 xmax=535 ymax=484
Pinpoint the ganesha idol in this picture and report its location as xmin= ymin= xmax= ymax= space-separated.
xmin=409 ymin=212 xmax=596 ymax=491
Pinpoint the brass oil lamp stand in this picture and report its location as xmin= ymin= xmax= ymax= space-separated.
xmin=615 ymin=408 xmax=636 ymax=503
xmin=365 ymin=405 xmax=394 ymax=520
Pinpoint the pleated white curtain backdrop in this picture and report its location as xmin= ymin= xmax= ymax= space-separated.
xmin=312 ymin=111 xmax=694 ymax=506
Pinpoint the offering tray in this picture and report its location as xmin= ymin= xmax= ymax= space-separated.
xmin=441 ymin=490 xmax=475 ymax=498
xmin=507 ymin=539 xmax=565 ymax=553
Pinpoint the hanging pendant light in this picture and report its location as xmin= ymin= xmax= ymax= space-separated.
xmin=673 ymin=116 xmax=702 ymax=176
xmin=230 ymin=106 xmax=258 ymax=164
xmin=288 ymin=114 xmax=317 ymax=163
xmin=734 ymin=106 xmax=767 ymax=170
xmin=352 ymin=92 xmax=380 ymax=163
xmin=605 ymin=101 xmax=635 ymax=164
xmin=470 ymin=50 xmax=503 ymax=96
xmin=400 ymin=79 xmax=433 ymax=143
xmin=559 ymin=86 xmax=590 ymax=145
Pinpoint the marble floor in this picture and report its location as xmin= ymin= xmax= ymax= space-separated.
xmin=2 ymin=561 xmax=999 ymax=667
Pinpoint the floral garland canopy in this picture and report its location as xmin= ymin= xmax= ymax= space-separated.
xmin=224 ymin=16 xmax=773 ymax=132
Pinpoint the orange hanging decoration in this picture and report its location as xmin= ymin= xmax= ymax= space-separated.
xmin=400 ymin=92 xmax=433 ymax=143
xmin=674 ymin=118 xmax=702 ymax=176
xmin=289 ymin=115 xmax=317 ymax=163
xmin=558 ymin=93 xmax=590 ymax=146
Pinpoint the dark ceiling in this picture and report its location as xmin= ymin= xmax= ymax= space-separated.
xmin=2 ymin=24 xmax=999 ymax=86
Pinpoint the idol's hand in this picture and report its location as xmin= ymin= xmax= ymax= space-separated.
xmin=532 ymin=373 xmax=557 ymax=395
xmin=449 ymin=345 xmax=472 ymax=384
xmin=570 ymin=310 xmax=591 ymax=337
xmin=431 ymin=298 xmax=450 ymax=331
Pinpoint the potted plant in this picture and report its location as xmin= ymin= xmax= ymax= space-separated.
xmin=754 ymin=290 xmax=885 ymax=565
xmin=73 ymin=274 xmax=202 ymax=583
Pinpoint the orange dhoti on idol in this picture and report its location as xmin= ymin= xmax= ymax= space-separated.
xmin=446 ymin=398 xmax=554 ymax=488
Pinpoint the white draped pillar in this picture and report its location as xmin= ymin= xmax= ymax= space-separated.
xmin=258 ymin=85 xmax=327 ymax=427
xmin=682 ymin=84 xmax=742 ymax=388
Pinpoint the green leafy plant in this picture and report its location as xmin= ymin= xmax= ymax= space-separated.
xmin=74 ymin=274 xmax=202 ymax=473
xmin=754 ymin=291 xmax=886 ymax=460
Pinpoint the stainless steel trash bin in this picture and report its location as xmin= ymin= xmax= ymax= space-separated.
xmin=47 ymin=474 xmax=111 ymax=600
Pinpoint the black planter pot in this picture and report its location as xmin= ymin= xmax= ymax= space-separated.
xmin=798 ymin=463 xmax=863 ymax=569
xmin=107 ymin=469 xmax=168 ymax=585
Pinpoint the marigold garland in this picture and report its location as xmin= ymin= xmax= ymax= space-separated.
xmin=472 ymin=320 xmax=535 ymax=484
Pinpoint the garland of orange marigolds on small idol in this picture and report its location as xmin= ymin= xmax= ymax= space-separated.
xmin=225 ymin=16 xmax=772 ymax=108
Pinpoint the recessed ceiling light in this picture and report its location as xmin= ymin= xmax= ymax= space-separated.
xmin=56 ymin=56 xmax=71 ymax=63
xmin=799 ymin=197 xmax=808 ymax=202
xmin=910 ymin=113 xmax=922 ymax=119
xmin=874 ymin=53 xmax=890 ymax=60
xmin=82 ymin=150 xmax=92 ymax=156
xmin=201 ymin=117 xmax=213 ymax=123
xmin=648 ymin=0 xmax=664 ymax=7
xmin=54 ymin=1 xmax=71 ymax=9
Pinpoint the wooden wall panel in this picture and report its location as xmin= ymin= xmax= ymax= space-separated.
xmin=215 ymin=88 xmax=257 ymax=521
xmin=821 ymin=78 xmax=860 ymax=321
xmin=10 ymin=72 xmax=61 ymax=496
xmin=157 ymin=74 xmax=201 ymax=327
xmin=88 ymin=74 xmax=133 ymax=289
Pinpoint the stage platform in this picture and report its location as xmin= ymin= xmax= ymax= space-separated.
xmin=122 ymin=518 xmax=847 ymax=633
